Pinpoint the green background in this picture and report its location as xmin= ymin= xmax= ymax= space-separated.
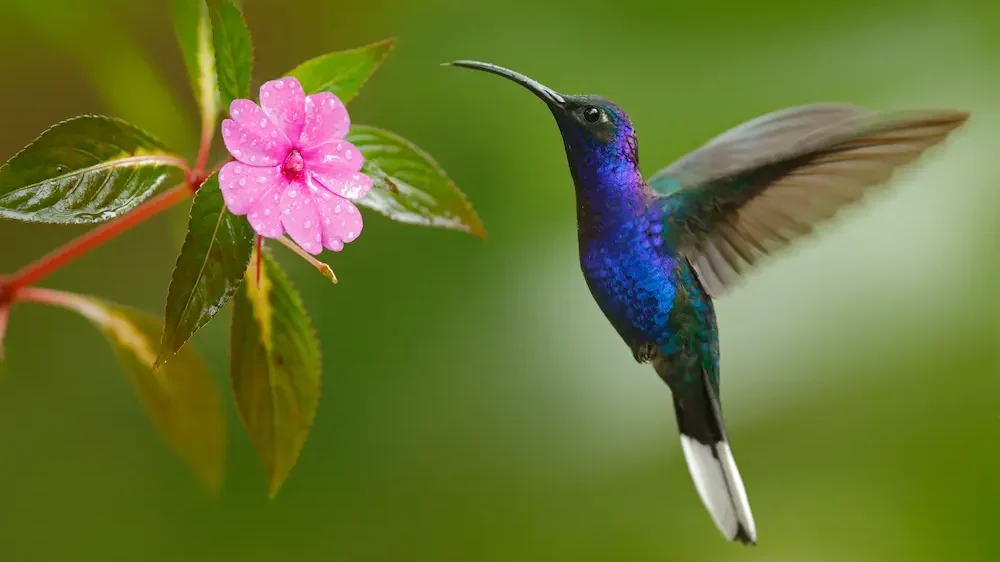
xmin=0 ymin=0 xmax=997 ymax=560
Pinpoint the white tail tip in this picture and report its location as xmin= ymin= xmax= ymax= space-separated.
xmin=680 ymin=435 xmax=757 ymax=544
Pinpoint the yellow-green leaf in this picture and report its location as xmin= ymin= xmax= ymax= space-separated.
xmin=0 ymin=116 xmax=188 ymax=224
xmin=172 ymin=0 xmax=221 ymax=135
xmin=58 ymin=293 xmax=226 ymax=491
xmin=208 ymin=0 xmax=253 ymax=109
xmin=230 ymin=249 xmax=321 ymax=497
xmin=158 ymin=173 xmax=254 ymax=366
xmin=287 ymin=38 xmax=395 ymax=104
xmin=347 ymin=125 xmax=486 ymax=238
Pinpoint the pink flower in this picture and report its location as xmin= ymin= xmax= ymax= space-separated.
xmin=219 ymin=77 xmax=371 ymax=255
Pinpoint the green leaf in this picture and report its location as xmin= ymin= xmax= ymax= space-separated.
xmin=172 ymin=0 xmax=220 ymax=132
xmin=0 ymin=116 xmax=188 ymax=224
xmin=346 ymin=125 xmax=486 ymax=238
xmin=158 ymin=173 xmax=254 ymax=366
xmin=62 ymin=294 xmax=226 ymax=491
xmin=230 ymin=249 xmax=321 ymax=498
xmin=287 ymin=38 xmax=395 ymax=103
xmin=208 ymin=0 xmax=252 ymax=109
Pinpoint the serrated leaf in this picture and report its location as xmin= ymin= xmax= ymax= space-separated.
xmin=0 ymin=116 xmax=188 ymax=224
xmin=208 ymin=0 xmax=252 ymax=109
xmin=287 ymin=38 xmax=395 ymax=103
xmin=173 ymin=0 xmax=221 ymax=133
xmin=63 ymin=294 xmax=226 ymax=491
xmin=230 ymin=249 xmax=320 ymax=498
xmin=346 ymin=125 xmax=486 ymax=238
xmin=158 ymin=173 xmax=254 ymax=366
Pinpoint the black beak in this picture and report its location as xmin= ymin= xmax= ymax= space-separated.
xmin=445 ymin=60 xmax=566 ymax=110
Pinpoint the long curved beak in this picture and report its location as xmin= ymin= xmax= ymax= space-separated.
xmin=445 ymin=60 xmax=566 ymax=109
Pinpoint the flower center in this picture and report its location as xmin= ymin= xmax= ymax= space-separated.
xmin=282 ymin=150 xmax=306 ymax=180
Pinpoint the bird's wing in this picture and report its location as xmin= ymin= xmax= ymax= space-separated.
xmin=649 ymin=104 xmax=968 ymax=298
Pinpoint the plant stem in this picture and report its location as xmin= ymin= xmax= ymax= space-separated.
xmin=194 ymin=128 xmax=214 ymax=176
xmin=278 ymin=235 xmax=338 ymax=283
xmin=17 ymin=287 xmax=104 ymax=322
xmin=3 ymin=183 xmax=192 ymax=296
xmin=16 ymin=287 xmax=76 ymax=309
xmin=0 ymin=305 xmax=9 ymax=360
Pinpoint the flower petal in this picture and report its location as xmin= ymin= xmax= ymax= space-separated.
xmin=309 ymin=170 xmax=372 ymax=200
xmin=223 ymin=100 xmax=292 ymax=166
xmin=246 ymin=183 xmax=287 ymax=239
xmin=219 ymin=162 xmax=283 ymax=215
xmin=301 ymin=140 xmax=363 ymax=174
xmin=260 ymin=77 xmax=306 ymax=146
xmin=301 ymin=141 xmax=365 ymax=201
xmin=309 ymin=183 xmax=364 ymax=252
xmin=300 ymin=93 xmax=350 ymax=147
xmin=279 ymin=181 xmax=323 ymax=255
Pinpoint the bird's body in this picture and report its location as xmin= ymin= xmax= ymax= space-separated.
xmin=449 ymin=60 xmax=968 ymax=545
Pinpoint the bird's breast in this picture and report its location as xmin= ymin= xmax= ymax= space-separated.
xmin=579 ymin=213 xmax=679 ymax=346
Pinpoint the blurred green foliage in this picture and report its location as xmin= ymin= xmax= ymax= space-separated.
xmin=0 ymin=0 xmax=996 ymax=561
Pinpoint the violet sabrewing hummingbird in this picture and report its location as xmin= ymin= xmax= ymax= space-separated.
xmin=447 ymin=60 xmax=969 ymax=545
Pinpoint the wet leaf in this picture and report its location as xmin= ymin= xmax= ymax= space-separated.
xmin=63 ymin=294 xmax=226 ymax=491
xmin=230 ymin=249 xmax=321 ymax=498
xmin=172 ymin=0 xmax=220 ymax=131
xmin=287 ymin=38 xmax=395 ymax=104
xmin=347 ymin=125 xmax=486 ymax=238
xmin=158 ymin=173 xmax=254 ymax=366
xmin=208 ymin=0 xmax=252 ymax=109
xmin=0 ymin=116 xmax=187 ymax=223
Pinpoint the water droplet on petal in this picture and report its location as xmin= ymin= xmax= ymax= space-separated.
xmin=259 ymin=118 xmax=268 ymax=128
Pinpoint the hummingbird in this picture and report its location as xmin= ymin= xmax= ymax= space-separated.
xmin=447 ymin=60 xmax=968 ymax=545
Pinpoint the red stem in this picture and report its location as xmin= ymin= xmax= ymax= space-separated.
xmin=0 ymin=305 xmax=9 ymax=360
xmin=2 ymin=183 xmax=192 ymax=296
xmin=16 ymin=287 xmax=81 ymax=310
xmin=194 ymin=128 xmax=214 ymax=176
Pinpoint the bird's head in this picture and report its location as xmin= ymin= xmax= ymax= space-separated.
xmin=447 ymin=61 xmax=639 ymax=177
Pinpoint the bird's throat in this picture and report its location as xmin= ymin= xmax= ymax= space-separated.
xmin=568 ymin=151 xmax=648 ymax=234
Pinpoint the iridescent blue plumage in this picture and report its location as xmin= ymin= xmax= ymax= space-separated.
xmin=448 ymin=59 xmax=968 ymax=546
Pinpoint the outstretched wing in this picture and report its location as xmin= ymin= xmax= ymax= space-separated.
xmin=649 ymin=104 xmax=968 ymax=298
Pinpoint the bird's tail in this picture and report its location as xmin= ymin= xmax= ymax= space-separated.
xmin=670 ymin=370 xmax=757 ymax=545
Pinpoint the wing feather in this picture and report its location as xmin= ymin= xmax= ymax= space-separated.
xmin=651 ymin=105 xmax=968 ymax=297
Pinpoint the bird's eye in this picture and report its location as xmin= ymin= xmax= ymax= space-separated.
xmin=583 ymin=106 xmax=602 ymax=123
